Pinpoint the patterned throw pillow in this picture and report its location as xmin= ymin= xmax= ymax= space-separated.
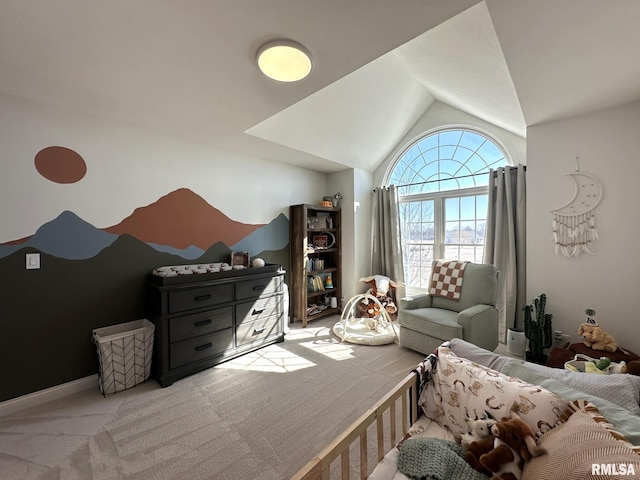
xmin=420 ymin=346 xmax=569 ymax=437
xmin=428 ymin=260 xmax=467 ymax=300
xmin=559 ymin=400 xmax=640 ymax=455
xmin=522 ymin=409 xmax=640 ymax=480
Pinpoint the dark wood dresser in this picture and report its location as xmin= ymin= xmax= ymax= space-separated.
xmin=146 ymin=265 xmax=285 ymax=387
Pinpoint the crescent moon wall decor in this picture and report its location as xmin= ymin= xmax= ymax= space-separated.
xmin=551 ymin=163 xmax=603 ymax=257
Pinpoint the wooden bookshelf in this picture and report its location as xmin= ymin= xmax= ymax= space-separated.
xmin=289 ymin=204 xmax=342 ymax=327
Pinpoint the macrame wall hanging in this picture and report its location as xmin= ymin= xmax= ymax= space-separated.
xmin=551 ymin=157 xmax=603 ymax=257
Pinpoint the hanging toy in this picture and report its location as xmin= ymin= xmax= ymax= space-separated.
xmin=551 ymin=156 xmax=602 ymax=257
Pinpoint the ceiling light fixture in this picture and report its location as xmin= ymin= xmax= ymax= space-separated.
xmin=256 ymin=40 xmax=312 ymax=82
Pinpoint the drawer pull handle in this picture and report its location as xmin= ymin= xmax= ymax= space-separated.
xmin=195 ymin=343 xmax=213 ymax=351
xmin=195 ymin=319 xmax=213 ymax=327
xmin=253 ymin=328 xmax=266 ymax=336
xmin=194 ymin=294 xmax=212 ymax=301
xmin=252 ymin=285 xmax=266 ymax=290
xmin=252 ymin=308 xmax=265 ymax=315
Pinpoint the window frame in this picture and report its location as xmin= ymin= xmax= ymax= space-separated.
xmin=385 ymin=126 xmax=509 ymax=293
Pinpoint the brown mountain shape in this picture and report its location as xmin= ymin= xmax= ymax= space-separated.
xmin=104 ymin=188 xmax=264 ymax=249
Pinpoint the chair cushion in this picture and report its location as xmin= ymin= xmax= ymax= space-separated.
xmin=431 ymin=262 xmax=498 ymax=313
xmin=399 ymin=308 xmax=462 ymax=340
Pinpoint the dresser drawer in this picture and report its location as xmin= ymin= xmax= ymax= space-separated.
xmin=236 ymin=294 xmax=282 ymax=325
xmin=235 ymin=276 xmax=281 ymax=300
xmin=169 ymin=307 xmax=233 ymax=343
xmin=168 ymin=283 xmax=233 ymax=313
xmin=236 ymin=317 xmax=280 ymax=347
xmin=169 ymin=329 xmax=233 ymax=369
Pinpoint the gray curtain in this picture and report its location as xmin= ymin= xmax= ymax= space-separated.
xmin=483 ymin=165 xmax=527 ymax=342
xmin=371 ymin=186 xmax=405 ymax=292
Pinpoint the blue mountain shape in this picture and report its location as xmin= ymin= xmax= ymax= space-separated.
xmin=229 ymin=213 xmax=289 ymax=255
xmin=146 ymin=243 xmax=205 ymax=260
xmin=0 ymin=210 xmax=289 ymax=261
xmin=26 ymin=211 xmax=119 ymax=260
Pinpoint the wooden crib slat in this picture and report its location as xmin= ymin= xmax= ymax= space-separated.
xmin=376 ymin=412 xmax=384 ymax=462
xmin=389 ymin=402 xmax=397 ymax=447
xmin=341 ymin=450 xmax=349 ymax=480
xmin=359 ymin=431 xmax=368 ymax=479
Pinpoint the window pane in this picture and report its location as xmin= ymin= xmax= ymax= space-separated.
xmin=476 ymin=194 xmax=488 ymax=218
xmin=460 ymin=196 xmax=475 ymax=220
xmin=445 ymin=198 xmax=459 ymax=221
xmin=459 ymin=246 xmax=476 ymax=262
xmin=475 ymin=221 xmax=486 ymax=244
xmin=439 ymin=130 xmax=463 ymax=146
xmin=460 ymin=221 xmax=475 ymax=243
xmin=445 ymin=221 xmax=459 ymax=244
xmin=420 ymin=200 xmax=434 ymax=222
xmin=444 ymin=245 xmax=459 ymax=259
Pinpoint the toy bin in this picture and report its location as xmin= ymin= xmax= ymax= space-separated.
xmin=92 ymin=319 xmax=155 ymax=396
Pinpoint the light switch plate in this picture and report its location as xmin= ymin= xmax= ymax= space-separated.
xmin=26 ymin=253 xmax=40 ymax=269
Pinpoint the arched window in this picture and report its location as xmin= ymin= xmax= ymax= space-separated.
xmin=385 ymin=128 xmax=509 ymax=290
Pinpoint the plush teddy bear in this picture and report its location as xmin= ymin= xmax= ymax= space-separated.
xmin=465 ymin=404 xmax=546 ymax=480
xmin=578 ymin=321 xmax=618 ymax=353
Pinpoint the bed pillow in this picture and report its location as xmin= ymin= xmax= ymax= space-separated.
xmin=448 ymin=337 xmax=521 ymax=372
xmin=522 ymin=409 xmax=640 ymax=480
xmin=519 ymin=360 xmax=640 ymax=415
xmin=420 ymin=346 xmax=569 ymax=438
xmin=500 ymin=361 xmax=640 ymax=446
xmin=559 ymin=399 xmax=640 ymax=454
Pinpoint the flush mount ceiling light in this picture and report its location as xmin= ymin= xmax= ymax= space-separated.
xmin=257 ymin=40 xmax=312 ymax=82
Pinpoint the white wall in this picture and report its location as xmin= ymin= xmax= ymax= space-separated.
xmin=527 ymin=100 xmax=640 ymax=354
xmin=0 ymin=93 xmax=327 ymax=242
xmin=327 ymin=168 xmax=373 ymax=304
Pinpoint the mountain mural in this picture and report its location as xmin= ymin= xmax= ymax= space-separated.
xmin=0 ymin=186 xmax=291 ymax=402
xmin=229 ymin=213 xmax=289 ymax=254
xmin=0 ymin=188 xmax=284 ymax=261
xmin=104 ymin=188 xmax=264 ymax=249
xmin=0 ymin=211 xmax=119 ymax=260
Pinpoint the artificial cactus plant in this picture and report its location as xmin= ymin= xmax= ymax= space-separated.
xmin=523 ymin=293 xmax=553 ymax=363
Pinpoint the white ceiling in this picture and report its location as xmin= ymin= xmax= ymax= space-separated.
xmin=2 ymin=0 xmax=640 ymax=173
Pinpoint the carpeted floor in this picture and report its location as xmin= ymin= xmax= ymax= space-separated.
xmin=0 ymin=316 xmax=425 ymax=480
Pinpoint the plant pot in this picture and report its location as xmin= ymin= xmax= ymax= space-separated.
xmin=525 ymin=351 xmax=548 ymax=365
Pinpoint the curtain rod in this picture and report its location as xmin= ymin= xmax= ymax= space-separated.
xmin=383 ymin=165 xmax=525 ymax=190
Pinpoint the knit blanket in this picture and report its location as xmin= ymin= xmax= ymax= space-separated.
xmin=428 ymin=260 xmax=468 ymax=300
xmin=397 ymin=437 xmax=489 ymax=480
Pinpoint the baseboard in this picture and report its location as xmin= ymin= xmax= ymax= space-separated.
xmin=0 ymin=374 xmax=98 ymax=417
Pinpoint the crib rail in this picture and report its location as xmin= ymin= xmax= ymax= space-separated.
xmin=291 ymin=371 xmax=419 ymax=480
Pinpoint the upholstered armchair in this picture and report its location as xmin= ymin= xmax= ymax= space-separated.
xmin=398 ymin=261 xmax=499 ymax=355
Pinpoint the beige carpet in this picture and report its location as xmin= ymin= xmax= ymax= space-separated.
xmin=0 ymin=316 xmax=425 ymax=480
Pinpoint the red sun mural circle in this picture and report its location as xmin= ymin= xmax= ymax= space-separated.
xmin=35 ymin=146 xmax=87 ymax=184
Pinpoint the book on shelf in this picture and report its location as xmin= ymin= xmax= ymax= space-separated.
xmin=308 ymin=275 xmax=325 ymax=292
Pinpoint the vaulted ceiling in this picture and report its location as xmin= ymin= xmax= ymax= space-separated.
xmin=2 ymin=0 xmax=640 ymax=173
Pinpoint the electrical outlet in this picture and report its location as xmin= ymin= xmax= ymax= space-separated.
xmin=26 ymin=253 xmax=40 ymax=270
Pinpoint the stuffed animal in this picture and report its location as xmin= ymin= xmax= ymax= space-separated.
xmin=621 ymin=360 xmax=640 ymax=376
xmin=460 ymin=416 xmax=496 ymax=449
xmin=578 ymin=319 xmax=618 ymax=353
xmin=465 ymin=404 xmax=546 ymax=480
xmin=358 ymin=275 xmax=401 ymax=319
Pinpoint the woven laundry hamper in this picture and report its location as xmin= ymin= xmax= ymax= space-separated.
xmin=92 ymin=319 xmax=155 ymax=396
